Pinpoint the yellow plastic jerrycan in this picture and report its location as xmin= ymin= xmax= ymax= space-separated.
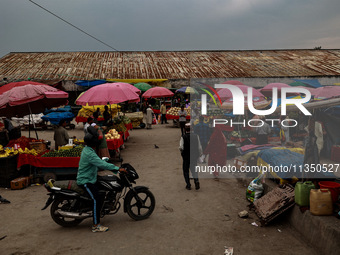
xmin=310 ymin=189 xmax=333 ymax=216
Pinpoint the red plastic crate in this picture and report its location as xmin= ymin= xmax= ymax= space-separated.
xmin=331 ymin=146 xmax=340 ymax=162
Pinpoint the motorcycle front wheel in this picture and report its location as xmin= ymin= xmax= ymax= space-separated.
xmin=125 ymin=189 xmax=155 ymax=220
xmin=50 ymin=198 xmax=84 ymax=227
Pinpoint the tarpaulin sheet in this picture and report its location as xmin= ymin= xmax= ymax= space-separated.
xmin=292 ymin=79 xmax=322 ymax=88
xmin=257 ymin=148 xmax=304 ymax=179
xmin=238 ymin=144 xmax=276 ymax=155
xmin=41 ymin=111 xmax=75 ymax=125
xmin=75 ymin=80 xmax=106 ymax=87
xmin=106 ymin=137 xmax=124 ymax=151
xmin=17 ymin=154 xmax=80 ymax=168
xmin=44 ymin=105 xmax=72 ymax=114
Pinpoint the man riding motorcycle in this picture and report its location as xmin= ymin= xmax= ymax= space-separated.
xmin=77 ymin=126 xmax=126 ymax=232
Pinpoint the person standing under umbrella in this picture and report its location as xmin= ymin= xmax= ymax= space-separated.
xmin=103 ymin=106 xmax=111 ymax=126
xmin=160 ymin=102 xmax=168 ymax=124
xmin=93 ymin=108 xmax=101 ymax=123
xmin=146 ymin=104 xmax=154 ymax=129
xmin=54 ymin=119 xmax=70 ymax=150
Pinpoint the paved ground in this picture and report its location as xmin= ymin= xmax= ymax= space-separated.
xmin=0 ymin=122 xmax=318 ymax=255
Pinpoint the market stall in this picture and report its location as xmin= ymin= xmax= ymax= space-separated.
xmin=75 ymin=104 xmax=120 ymax=124
xmin=165 ymin=106 xmax=190 ymax=127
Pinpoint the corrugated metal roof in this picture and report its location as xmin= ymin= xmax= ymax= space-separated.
xmin=0 ymin=50 xmax=340 ymax=81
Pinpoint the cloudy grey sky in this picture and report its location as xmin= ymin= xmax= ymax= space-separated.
xmin=1 ymin=0 xmax=339 ymax=58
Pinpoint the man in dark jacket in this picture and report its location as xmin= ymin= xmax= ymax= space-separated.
xmin=179 ymin=123 xmax=202 ymax=190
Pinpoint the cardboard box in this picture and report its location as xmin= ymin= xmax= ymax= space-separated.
xmin=234 ymin=157 xmax=247 ymax=169
xmin=10 ymin=177 xmax=30 ymax=190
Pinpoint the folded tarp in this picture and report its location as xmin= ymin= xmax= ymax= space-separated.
xmin=42 ymin=111 xmax=75 ymax=125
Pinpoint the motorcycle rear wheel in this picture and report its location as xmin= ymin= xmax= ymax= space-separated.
xmin=125 ymin=189 xmax=155 ymax=220
xmin=50 ymin=198 xmax=84 ymax=227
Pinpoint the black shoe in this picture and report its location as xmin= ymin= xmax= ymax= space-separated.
xmin=186 ymin=185 xmax=191 ymax=190
xmin=195 ymin=182 xmax=200 ymax=190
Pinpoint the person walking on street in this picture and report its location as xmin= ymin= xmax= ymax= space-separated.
xmin=77 ymin=132 xmax=126 ymax=232
xmin=54 ymin=119 xmax=70 ymax=150
xmin=179 ymin=123 xmax=201 ymax=190
xmin=146 ymin=104 xmax=154 ymax=129
xmin=160 ymin=102 xmax=168 ymax=124
xmin=178 ymin=105 xmax=187 ymax=135
xmin=254 ymin=116 xmax=271 ymax=145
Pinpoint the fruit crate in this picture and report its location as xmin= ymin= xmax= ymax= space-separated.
xmin=0 ymin=155 xmax=19 ymax=188
xmin=29 ymin=142 xmax=47 ymax=153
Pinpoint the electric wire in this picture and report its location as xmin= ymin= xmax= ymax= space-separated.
xmin=28 ymin=0 xmax=118 ymax=51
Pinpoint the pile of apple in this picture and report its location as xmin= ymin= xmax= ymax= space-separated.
xmin=105 ymin=129 xmax=121 ymax=140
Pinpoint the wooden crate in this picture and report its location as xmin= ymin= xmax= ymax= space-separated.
xmin=29 ymin=142 xmax=47 ymax=153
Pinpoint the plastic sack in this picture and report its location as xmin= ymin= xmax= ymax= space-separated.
xmin=246 ymin=174 xmax=265 ymax=203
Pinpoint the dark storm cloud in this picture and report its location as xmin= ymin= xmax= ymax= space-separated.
xmin=0 ymin=0 xmax=339 ymax=57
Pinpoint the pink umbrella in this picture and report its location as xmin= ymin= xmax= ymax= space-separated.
xmin=216 ymin=85 xmax=265 ymax=100
xmin=214 ymin=85 xmax=270 ymax=110
xmin=312 ymin=86 xmax=340 ymax=100
xmin=0 ymin=84 xmax=68 ymax=117
xmin=0 ymin=81 xmax=48 ymax=95
xmin=260 ymin=83 xmax=299 ymax=98
xmin=76 ymin=83 xmax=140 ymax=106
xmin=142 ymin=87 xmax=174 ymax=98
xmin=111 ymin=82 xmax=141 ymax=95
xmin=217 ymin=80 xmax=245 ymax=91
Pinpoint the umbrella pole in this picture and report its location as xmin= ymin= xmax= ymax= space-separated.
xmin=28 ymin=104 xmax=39 ymax=139
xmin=28 ymin=114 xmax=31 ymax=138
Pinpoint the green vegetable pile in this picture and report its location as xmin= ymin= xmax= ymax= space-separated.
xmin=41 ymin=145 xmax=84 ymax=157
xmin=121 ymin=115 xmax=131 ymax=124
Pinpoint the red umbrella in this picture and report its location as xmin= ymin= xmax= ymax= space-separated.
xmin=76 ymin=83 xmax=140 ymax=106
xmin=111 ymin=82 xmax=141 ymax=95
xmin=142 ymin=87 xmax=174 ymax=98
xmin=0 ymin=81 xmax=48 ymax=95
xmin=0 ymin=84 xmax=68 ymax=117
xmin=260 ymin=83 xmax=299 ymax=98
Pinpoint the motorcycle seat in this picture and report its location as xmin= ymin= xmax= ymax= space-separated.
xmin=53 ymin=180 xmax=85 ymax=195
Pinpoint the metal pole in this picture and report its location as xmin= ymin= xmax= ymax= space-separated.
xmin=28 ymin=104 xmax=39 ymax=139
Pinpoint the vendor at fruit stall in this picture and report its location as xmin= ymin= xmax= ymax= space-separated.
xmin=54 ymin=119 xmax=70 ymax=150
xmin=90 ymin=123 xmax=110 ymax=158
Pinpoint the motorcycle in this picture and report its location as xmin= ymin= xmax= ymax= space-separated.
xmin=42 ymin=163 xmax=155 ymax=227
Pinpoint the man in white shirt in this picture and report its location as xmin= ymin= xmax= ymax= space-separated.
xmin=178 ymin=105 xmax=187 ymax=135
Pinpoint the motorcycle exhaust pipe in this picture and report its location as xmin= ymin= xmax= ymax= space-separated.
xmin=56 ymin=210 xmax=91 ymax=219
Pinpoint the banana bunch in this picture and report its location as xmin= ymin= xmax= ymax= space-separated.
xmin=17 ymin=147 xmax=39 ymax=156
xmin=0 ymin=147 xmax=19 ymax=158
